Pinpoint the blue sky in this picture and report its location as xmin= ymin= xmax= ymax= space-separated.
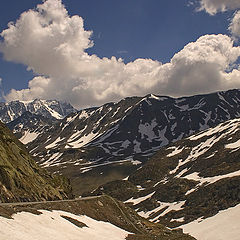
xmin=0 ymin=0 xmax=240 ymax=108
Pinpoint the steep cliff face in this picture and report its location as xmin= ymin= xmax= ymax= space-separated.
xmin=0 ymin=121 xmax=73 ymax=203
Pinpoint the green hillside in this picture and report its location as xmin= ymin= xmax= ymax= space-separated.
xmin=0 ymin=121 xmax=73 ymax=203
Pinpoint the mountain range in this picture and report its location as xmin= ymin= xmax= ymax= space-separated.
xmin=0 ymin=99 xmax=76 ymax=144
xmin=8 ymin=89 xmax=240 ymax=194
xmin=0 ymin=99 xmax=76 ymax=123
xmin=0 ymin=89 xmax=240 ymax=239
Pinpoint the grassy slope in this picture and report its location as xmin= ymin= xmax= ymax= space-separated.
xmin=0 ymin=121 xmax=73 ymax=203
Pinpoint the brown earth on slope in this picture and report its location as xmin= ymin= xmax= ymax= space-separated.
xmin=0 ymin=121 xmax=73 ymax=203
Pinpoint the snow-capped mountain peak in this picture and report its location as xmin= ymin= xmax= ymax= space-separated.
xmin=0 ymin=99 xmax=76 ymax=123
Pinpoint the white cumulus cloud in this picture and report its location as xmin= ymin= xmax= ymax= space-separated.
xmin=229 ymin=10 xmax=240 ymax=40
xmin=197 ymin=0 xmax=240 ymax=15
xmin=1 ymin=0 xmax=240 ymax=108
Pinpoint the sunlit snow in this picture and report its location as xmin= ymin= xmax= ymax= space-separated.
xmin=0 ymin=210 xmax=130 ymax=240
xmin=19 ymin=131 xmax=39 ymax=144
xmin=181 ymin=204 xmax=240 ymax=240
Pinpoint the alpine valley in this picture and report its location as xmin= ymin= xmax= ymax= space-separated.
xmin=7 ymin=89 xmax=240 ymax=194
xmin=0 ymin=120 xmax=193 ymax=240
xmin=1 ymin=89 xmax=240 ymax=240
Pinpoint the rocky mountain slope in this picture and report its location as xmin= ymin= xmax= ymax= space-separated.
xmin=0 ymin=121 xmax=73 ymax=203
xmin=0 ymin=99 xmax=76 ymax=123
xmin=0 ymin=195 xmax=195 ymax=240
xmin=23 ymin=89 xmax=240 ymax=194
xmin=89 ymin=117 xmax=240 ymax=231
xmin=2 ymin=99 xmax=76 ymax=145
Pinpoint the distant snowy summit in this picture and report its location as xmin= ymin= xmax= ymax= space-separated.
xmin=0 ymin=99 xmax=77 ymax=123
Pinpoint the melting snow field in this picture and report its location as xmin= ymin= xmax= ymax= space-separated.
xmin=125 ymin=192 xmax=155 ymax=205
xmin=181 ymin=204 xmax=240 ymax=240
xmin=225 ymin=139 xmax=240 ymax=149
xmin=0 ymin=210 xmax=130 ymax=240
xmin=183 ymin=170 xmax=240 ymax=186
xmin=19 ymin=131 xmax=39 ymax=144
xmin=138 ymin=201 xmax=185 ymax=221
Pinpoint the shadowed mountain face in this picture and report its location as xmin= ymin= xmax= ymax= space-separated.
xmin=11 ymin=89 xmax=240 ymax=194
xmin=89 ymin=117 xmax=240 ymax=227
xmin=0 ymin=121 xmax=73 ymax=203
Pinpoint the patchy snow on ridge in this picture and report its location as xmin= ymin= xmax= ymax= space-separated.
xmin=42 ymin=101 xmax=62 ymax=119
xmin=170 ymin=135 xmax=222 ymax=176
xmin=189 ymin=118 xmax=240 ymax=141
xmin=40 ymin=152 xmax=63 ymax=168
xmin=138 ymin=201 xmax=185 ymax=220
xmin=121 ymin=140 xmax=131 ymax=148
xmin=181 ymin=204 xmax=240 ymax=240
xmin=167 ymin=146 xmax=184 ymax=157
xmin=183 ymin=170 xmax=240 ymax=186
xmin=125 ymin=192 xmax=155 ymax=205
xmin=45 ymin=137 xmax=63 ymax=149
xmin=225 ymin=139 xmax=240 ymax=149
xmin=138 ymin=119 xmax=158 ymax=142
xmin=133 ymin=140 xmax=141 ymax=153
xmin=0 ymin=210 xmax=131 ymax=240
xmin=66 ymin=132 xmax=98 ymax=149
xmin=79 ymin=158 xmax=140 ymax=173
xmin=67 ymin=126 xmax=88 ymax=143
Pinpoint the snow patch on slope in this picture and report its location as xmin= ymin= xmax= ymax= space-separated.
xmin=189 ymin=118 xmax=240 ymax=141
xmin=0 ymin=210 xmax=130 ymax=240
xmin=46 ymin=137 xmax=63 ymax=149
xmin=138 ymin=119 xmax=158 ymax=142
xmin=125 ymin=192 xmax=155 ymax=205
xmin=181 ymin=204 xmax=240 ymax=240
xmin=138 ymin=201 xmax=185 ymax=220
xmin=183 ymin=170 xmax=240 ymax=186
xmin=19 ymin=131 xmax=39 ymax=144
xmin=66 ymin=132 xmax=98 ymax=149
xmin=225 ymin=139 xmax=240 ymax=149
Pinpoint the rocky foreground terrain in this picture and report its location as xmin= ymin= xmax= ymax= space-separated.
xmin=88 ymin=117 xmax=240 ymax=231
xmin=0 ymin=195 xmax=194 ymax=240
